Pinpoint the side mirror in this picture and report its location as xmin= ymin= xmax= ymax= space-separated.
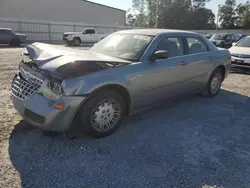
xmin=151 ymin=50 xmax=168 ymax=61
xmin=232 ymin=42 xmax=236 ymax=46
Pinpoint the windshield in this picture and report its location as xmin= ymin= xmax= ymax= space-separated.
xmin=90 ymin=33 xmax=154 ymax=62
xmin=210 ymin=34 xmax=226 ymax=40
xmin=235 ymin=37 xmax=250 ymax=47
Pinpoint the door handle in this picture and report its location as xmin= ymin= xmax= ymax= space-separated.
xmin=180 ymin=61 xmax=187 ymax=66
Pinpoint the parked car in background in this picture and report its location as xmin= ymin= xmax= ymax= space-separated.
xmin=11 ymin=29 xmax=231 ymax=138
xmin=229 ymin=36 xmax=250 ymax=68
xmin=209 ymin=33 xmax=236 ymax=48
xmin=204 ymin=33 xmax=213 ymax=39
xmin=0 ymin=28 xmax=26 ymax=46
xmin=235 ymin=34 xmax=247 ymax=42
xmin=63 ymin=28 xmax=109 ymax=46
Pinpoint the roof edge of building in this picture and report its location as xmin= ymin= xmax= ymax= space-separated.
xmin=82 ymin=0 xmax=126 ymax=12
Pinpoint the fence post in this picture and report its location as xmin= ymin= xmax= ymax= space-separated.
xmin=73 ymin=24 xmax=76 ymax=32
xmin=18 ymin=21 xmax=22 ymax=32
xmin=48 ymin=23 xmax=51 ymax=43
xmin=114 ymin=27 xmax=116 ymax=32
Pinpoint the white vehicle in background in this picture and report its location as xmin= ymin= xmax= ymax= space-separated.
xmin=229 ymin=36 xmax=250 ymax=68
xmin=63 ymin=28 xmax=109 ymax=46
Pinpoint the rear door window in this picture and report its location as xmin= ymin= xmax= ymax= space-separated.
xmin=186 ymin=37 xmax=208 ymax=54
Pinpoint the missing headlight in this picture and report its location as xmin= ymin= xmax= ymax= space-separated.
xmin=47 ymin=80 xmax=64 ymax=96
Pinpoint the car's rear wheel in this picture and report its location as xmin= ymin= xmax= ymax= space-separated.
xmin=202 ymin=67 xmax=224 ymax=97
xmin=71 ymin=90 xmax=125 ymax=138
xmin=73 ymin=38 xmax=81 ymax=46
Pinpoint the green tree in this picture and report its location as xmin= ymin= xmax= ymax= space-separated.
xmin=128 ymin=0 xmax=215 ymax=29
xmin=126 ymin=13 xmax=136 ymax=26
xmin=126 ymin=8 xmax=136 ymax=26
xmin=132 ymin=0 xmax=148 ymax=27
xmin=219 ymin=0 xmax=238 ymax=29
xmin=146 ymin=0 xmax=156 ymax=27
xmin=236 ymin=1 xmax=250 ymax=29
xmin=190 ymin=8 xmax=216 ymax=29
xmin=158 ymin=0 xmax=214 ymax=29
xmin=192 ymin=0 xmax=210 ymax=9
xmin=189 ymin=0 xmax=215 ymax=30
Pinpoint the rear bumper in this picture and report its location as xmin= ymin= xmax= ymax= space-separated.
xmin=11 ymin=92 xmax=85 ymax=132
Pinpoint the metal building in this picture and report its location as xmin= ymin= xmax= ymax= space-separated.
xmin=0 ymin=0 xmax=126 ymax=26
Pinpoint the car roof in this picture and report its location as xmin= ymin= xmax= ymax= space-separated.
xmin=116 ymin=29 xmax=197 ymax=36
xmin=0 ymin=28 xmax=13 ymax=31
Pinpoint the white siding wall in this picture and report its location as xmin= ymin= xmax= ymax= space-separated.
xmin=0 ymin=17 xmax=134 ymax=42
xmin=0 ymin=0 xmax=126 ymax=26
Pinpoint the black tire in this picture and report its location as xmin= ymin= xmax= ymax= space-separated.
xmin=70 ymin=90 xmax=125 ymax=138
xmin=202 ymin=67 xmax=224 ymax=97
xmin=73 ymin=38 xmax=81 ymax=46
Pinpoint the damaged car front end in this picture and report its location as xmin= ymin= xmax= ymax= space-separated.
xmin=12 ymin=58 xmax=85 ymax=132
xmin=11 ymin=42 xmax=130 ymax=132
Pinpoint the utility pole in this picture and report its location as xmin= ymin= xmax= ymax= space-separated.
xmin=216 ymin=4 xmax=220 ymax=30
xmin=155 ymin=0 xmax=159 ymax=28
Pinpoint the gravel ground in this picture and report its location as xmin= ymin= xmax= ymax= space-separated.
xmin=1 ymin=45 xmax=250 ymax=188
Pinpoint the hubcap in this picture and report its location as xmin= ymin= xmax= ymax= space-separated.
xmin=91 ymin=99 xmax=121 ymax=132
xmin=210 ymin=73 xmax=222 ymax=94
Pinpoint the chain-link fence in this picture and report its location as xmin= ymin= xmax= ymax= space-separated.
xmin=0 ymin=18 xmax=137 ymax=43
xmin=1 ymin=18 xmax=250 ymax=44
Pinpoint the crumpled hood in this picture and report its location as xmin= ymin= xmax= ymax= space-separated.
xmin=229 ymin=46 xmax=250 ymax=55
xmin=23 ymin=42 xmax=130 ymax=79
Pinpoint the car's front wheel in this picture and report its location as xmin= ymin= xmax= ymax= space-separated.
xmin=73 ymin=90 xmax=125 ymax=138
xmin=202 ymin=67 xmax=224 ymax=97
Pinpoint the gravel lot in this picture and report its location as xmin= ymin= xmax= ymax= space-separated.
xmin=1 ymin=45 xmax=250 ymax=188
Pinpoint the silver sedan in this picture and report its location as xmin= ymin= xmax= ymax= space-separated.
xmin=11 ymin=29 xmax=231 ymax=137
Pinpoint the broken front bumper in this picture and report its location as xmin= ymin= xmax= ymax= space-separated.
xmin=11 ymin=74 xmax=85 ymax=132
